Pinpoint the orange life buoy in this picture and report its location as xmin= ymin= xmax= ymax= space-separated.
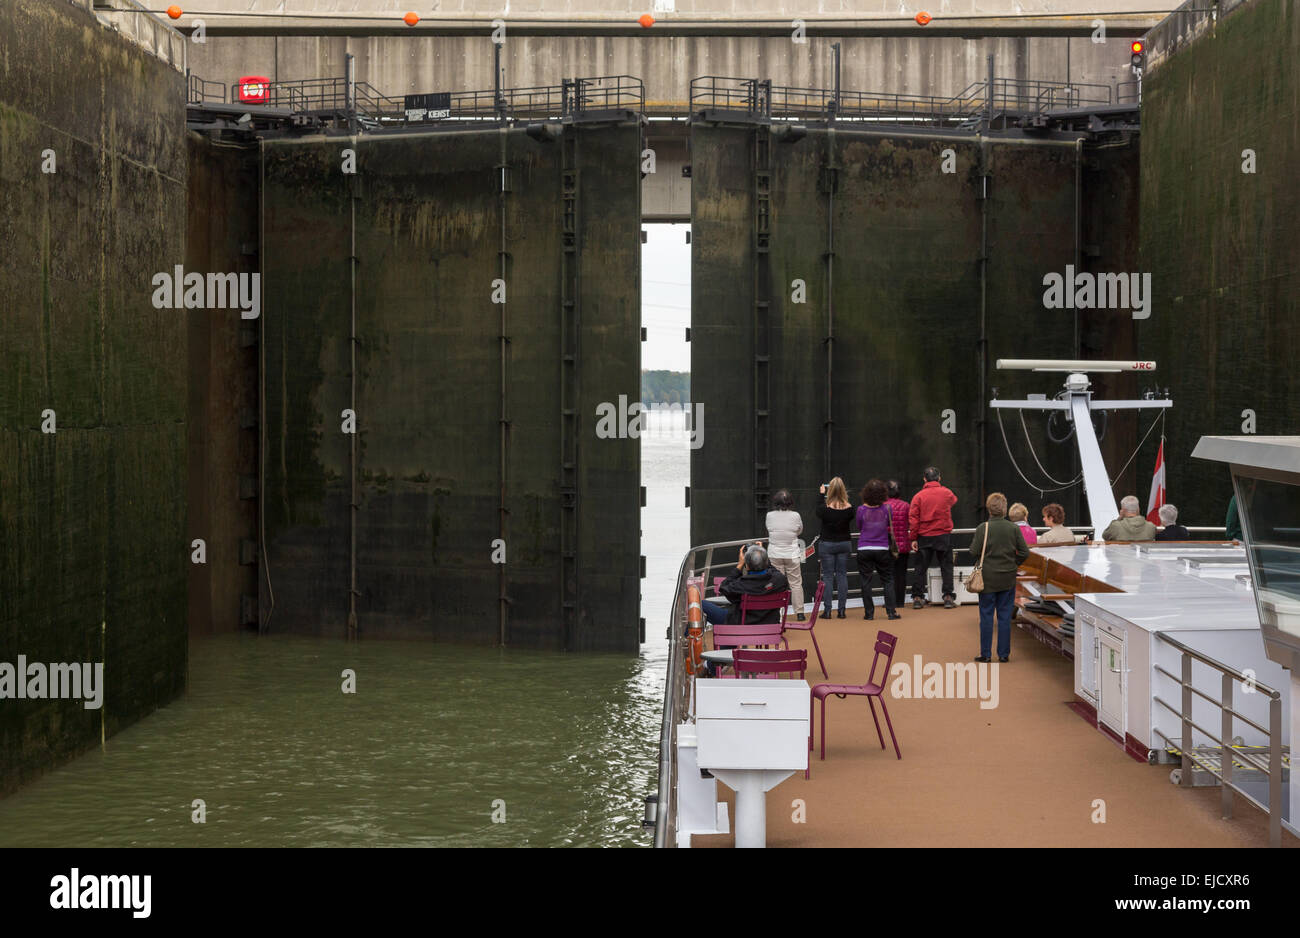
xmin=686 ymin=585 xmax=704 ymax=675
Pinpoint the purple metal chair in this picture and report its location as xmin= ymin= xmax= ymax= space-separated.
xmin=782 ymin=580 xmax=828 ymax=678
xmin=737 ymin=590 xmax=791 ymax=630
xmin=811 ymin=630 xmax=901 ymax=762
xmin=734 ymin=647 xmax=814 ymax=779
xmin=711 ymin=623 xmax=784 ymax=652
xmin=732 ymin=647 xmax=808 ymax=680
xmin=711 ymin=622 xmax=784 ymax=678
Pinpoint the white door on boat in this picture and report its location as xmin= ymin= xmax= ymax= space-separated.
xmin=1097 ymin=629 xmax=1126 ymax=736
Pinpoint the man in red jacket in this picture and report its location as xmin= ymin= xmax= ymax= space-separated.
xmin=908 ymin=466 xmax=959 ymax=609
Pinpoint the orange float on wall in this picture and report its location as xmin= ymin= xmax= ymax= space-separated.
xmin=915 ymin=11 xmax=932 ymax=25
xmin=638 ymin=13 xmax=655 ymax=28
xmin=403 ymin=11 xmax=420 ymax=26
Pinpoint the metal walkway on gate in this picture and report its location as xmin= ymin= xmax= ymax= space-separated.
xmin=688 ymin=74 xmax=1140 ymax=132
xmin=186 ymin=64 xmax=1140 ymax=138
xmin=186 ymin=71 xmax=646 ymax=134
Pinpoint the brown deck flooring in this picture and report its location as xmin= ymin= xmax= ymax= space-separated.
xmin=693 ymin=602 xmax=1297 ymax=848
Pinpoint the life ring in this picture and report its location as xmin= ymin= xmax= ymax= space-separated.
xmin=685 ymin=585 xmax=704 ymax=676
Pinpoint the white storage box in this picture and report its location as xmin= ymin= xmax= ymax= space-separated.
xmin=695 ymin=678 xmax=810 ymax=771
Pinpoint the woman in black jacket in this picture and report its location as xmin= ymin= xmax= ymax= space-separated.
xmin=816 ymin=476 xmax=855 ymax=619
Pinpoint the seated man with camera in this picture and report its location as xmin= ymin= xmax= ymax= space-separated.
xmin=700 ymin=544 xmax=790 ymax=626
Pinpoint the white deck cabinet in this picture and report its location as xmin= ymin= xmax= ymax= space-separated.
xmin=694 ymin=678 xmax=810 ymax=848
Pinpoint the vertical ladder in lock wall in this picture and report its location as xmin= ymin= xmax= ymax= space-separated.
xmin=752 ymin=125 xmax=772 ymax=524
xmin=560 ymin=123 xmax=581 ymax=649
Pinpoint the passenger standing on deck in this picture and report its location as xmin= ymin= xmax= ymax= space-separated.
xmin=766 ymin=489 xmax=806 ymax=621
xmin=1101 ymin=495 xmax=1157 ymax=541
xmin=970 ymin=493 xmax=1030 ymax=663
xmin=885 ymin=480 xmax=912 ymax=612
xmin=855 ymin=479 xmax=901 ymax=621
xmin=1038 ymin=503 xmax=1075 ymax=544
xmin=817 ymin=477 xmax=855 ymax=619
xmin=909 ymin=467 xmax=959 ymax=609
xmin=1008 ymin=502 xmax=1039 ymax=546
xmin=1225 ymin=495 xmax=1243 ymax=541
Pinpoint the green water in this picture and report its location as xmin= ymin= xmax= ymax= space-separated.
xmin=0 ymin=634 xmax=668 ymax=847
xmin=0 ymin=410 xmax=689 ymax=848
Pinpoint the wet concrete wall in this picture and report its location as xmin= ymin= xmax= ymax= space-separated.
xmin=260 ymin=122 xmax=642 ymax=650
xmin=690 ymin=122 xmax=1140 ymax=549
xmin=1139 ymin=0 xmax=1300 ymax=528
xmin=0 ymin=0 xmax=188 ymax=795
xmin=186 ymin=135 xmax=261 ymax=637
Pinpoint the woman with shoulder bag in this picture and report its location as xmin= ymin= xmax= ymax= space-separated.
xmin=854 ymin=479 xmax=901 ymax=621
xmin=968 ymin=492 xmax=1030 ymax=662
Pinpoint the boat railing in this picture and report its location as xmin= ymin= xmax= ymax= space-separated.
xmin=1150 ymin=631 xmax=1286 ymax=847
xmin=655 ymin=536 xmax=758 ymax=847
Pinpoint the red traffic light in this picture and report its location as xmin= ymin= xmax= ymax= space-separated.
xmin=1131 ymin=40 xmax=1144 ymax=54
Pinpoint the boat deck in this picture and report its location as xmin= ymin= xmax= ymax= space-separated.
xmin=691 ymin=602 xmax=1297 ymax=848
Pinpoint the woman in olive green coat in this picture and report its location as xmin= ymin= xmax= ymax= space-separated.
xmin=969 ymin=493 xmax=1030 ymax=662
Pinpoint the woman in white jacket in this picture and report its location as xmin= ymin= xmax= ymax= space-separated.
xmin=766 ymin=489 xmax=806 ymax=621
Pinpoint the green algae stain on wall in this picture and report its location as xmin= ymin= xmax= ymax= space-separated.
xmin=1139 ymin=0 xmax=1300 ymax=526
xmin=0 ymin=0 xmax=188 ymax=796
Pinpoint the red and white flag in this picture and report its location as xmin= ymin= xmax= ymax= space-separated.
xmin=1146 ymin=439 xmax=1166 ymax=524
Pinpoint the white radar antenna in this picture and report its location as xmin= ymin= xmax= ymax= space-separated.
xmin=991 ymin=359 xmax=1171 ymax=533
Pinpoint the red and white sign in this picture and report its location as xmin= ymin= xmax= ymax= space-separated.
xmin=237 ymin=76 xmax=270 ymax=103
xmin=1146 ymin=439 xmax=1166 ymax=524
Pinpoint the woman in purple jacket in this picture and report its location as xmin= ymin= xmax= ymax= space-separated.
xmin=855 ymin=479 xmax=901 ymax=621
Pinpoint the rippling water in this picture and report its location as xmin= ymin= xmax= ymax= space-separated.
xmin=0 ymin=412 xmax=689 ymax=848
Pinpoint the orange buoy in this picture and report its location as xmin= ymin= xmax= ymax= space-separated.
xmin=686 ymin=585 xmax=704 ymax=676
xmin=638 ymin=13 xmax=655 ymax=28
xmin=915 ymin=11 xmax=932 ymax=25
xmin=165 ymin=4 xmax=182 ymax=18
xmin=403 ymin=11 xmax=420 ymax=26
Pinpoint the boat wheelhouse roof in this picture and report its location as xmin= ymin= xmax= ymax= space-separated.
xmin=1192 ymin=436 xmax=1300 ymax=476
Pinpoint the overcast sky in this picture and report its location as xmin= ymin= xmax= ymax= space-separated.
xmin=640 ymin=222 xmax=690 ymax=373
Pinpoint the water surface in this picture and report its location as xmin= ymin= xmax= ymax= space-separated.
xmin=0 ymin=412 xmax=688 ymax=848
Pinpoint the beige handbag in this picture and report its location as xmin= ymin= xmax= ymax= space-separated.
xmin=968 ymin=523 xmax=990 ymax=593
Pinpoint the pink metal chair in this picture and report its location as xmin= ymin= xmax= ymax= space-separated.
xmin=735 ymin=647 xmax=815 ymax=779
xmin=811 ymin=630 xmax=901 ymax=762
xmin=711 ymin=622 xmax=784 ymax=678
xmin=711 ymin=623 xmax=784 ymax=651
xmin=782 ymin=580 xmax=828 ymax=678
xmin=737 ymin=590 xmax=791 ymax=629
xmin=733 ymin=647 xmax=808 ymax=680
